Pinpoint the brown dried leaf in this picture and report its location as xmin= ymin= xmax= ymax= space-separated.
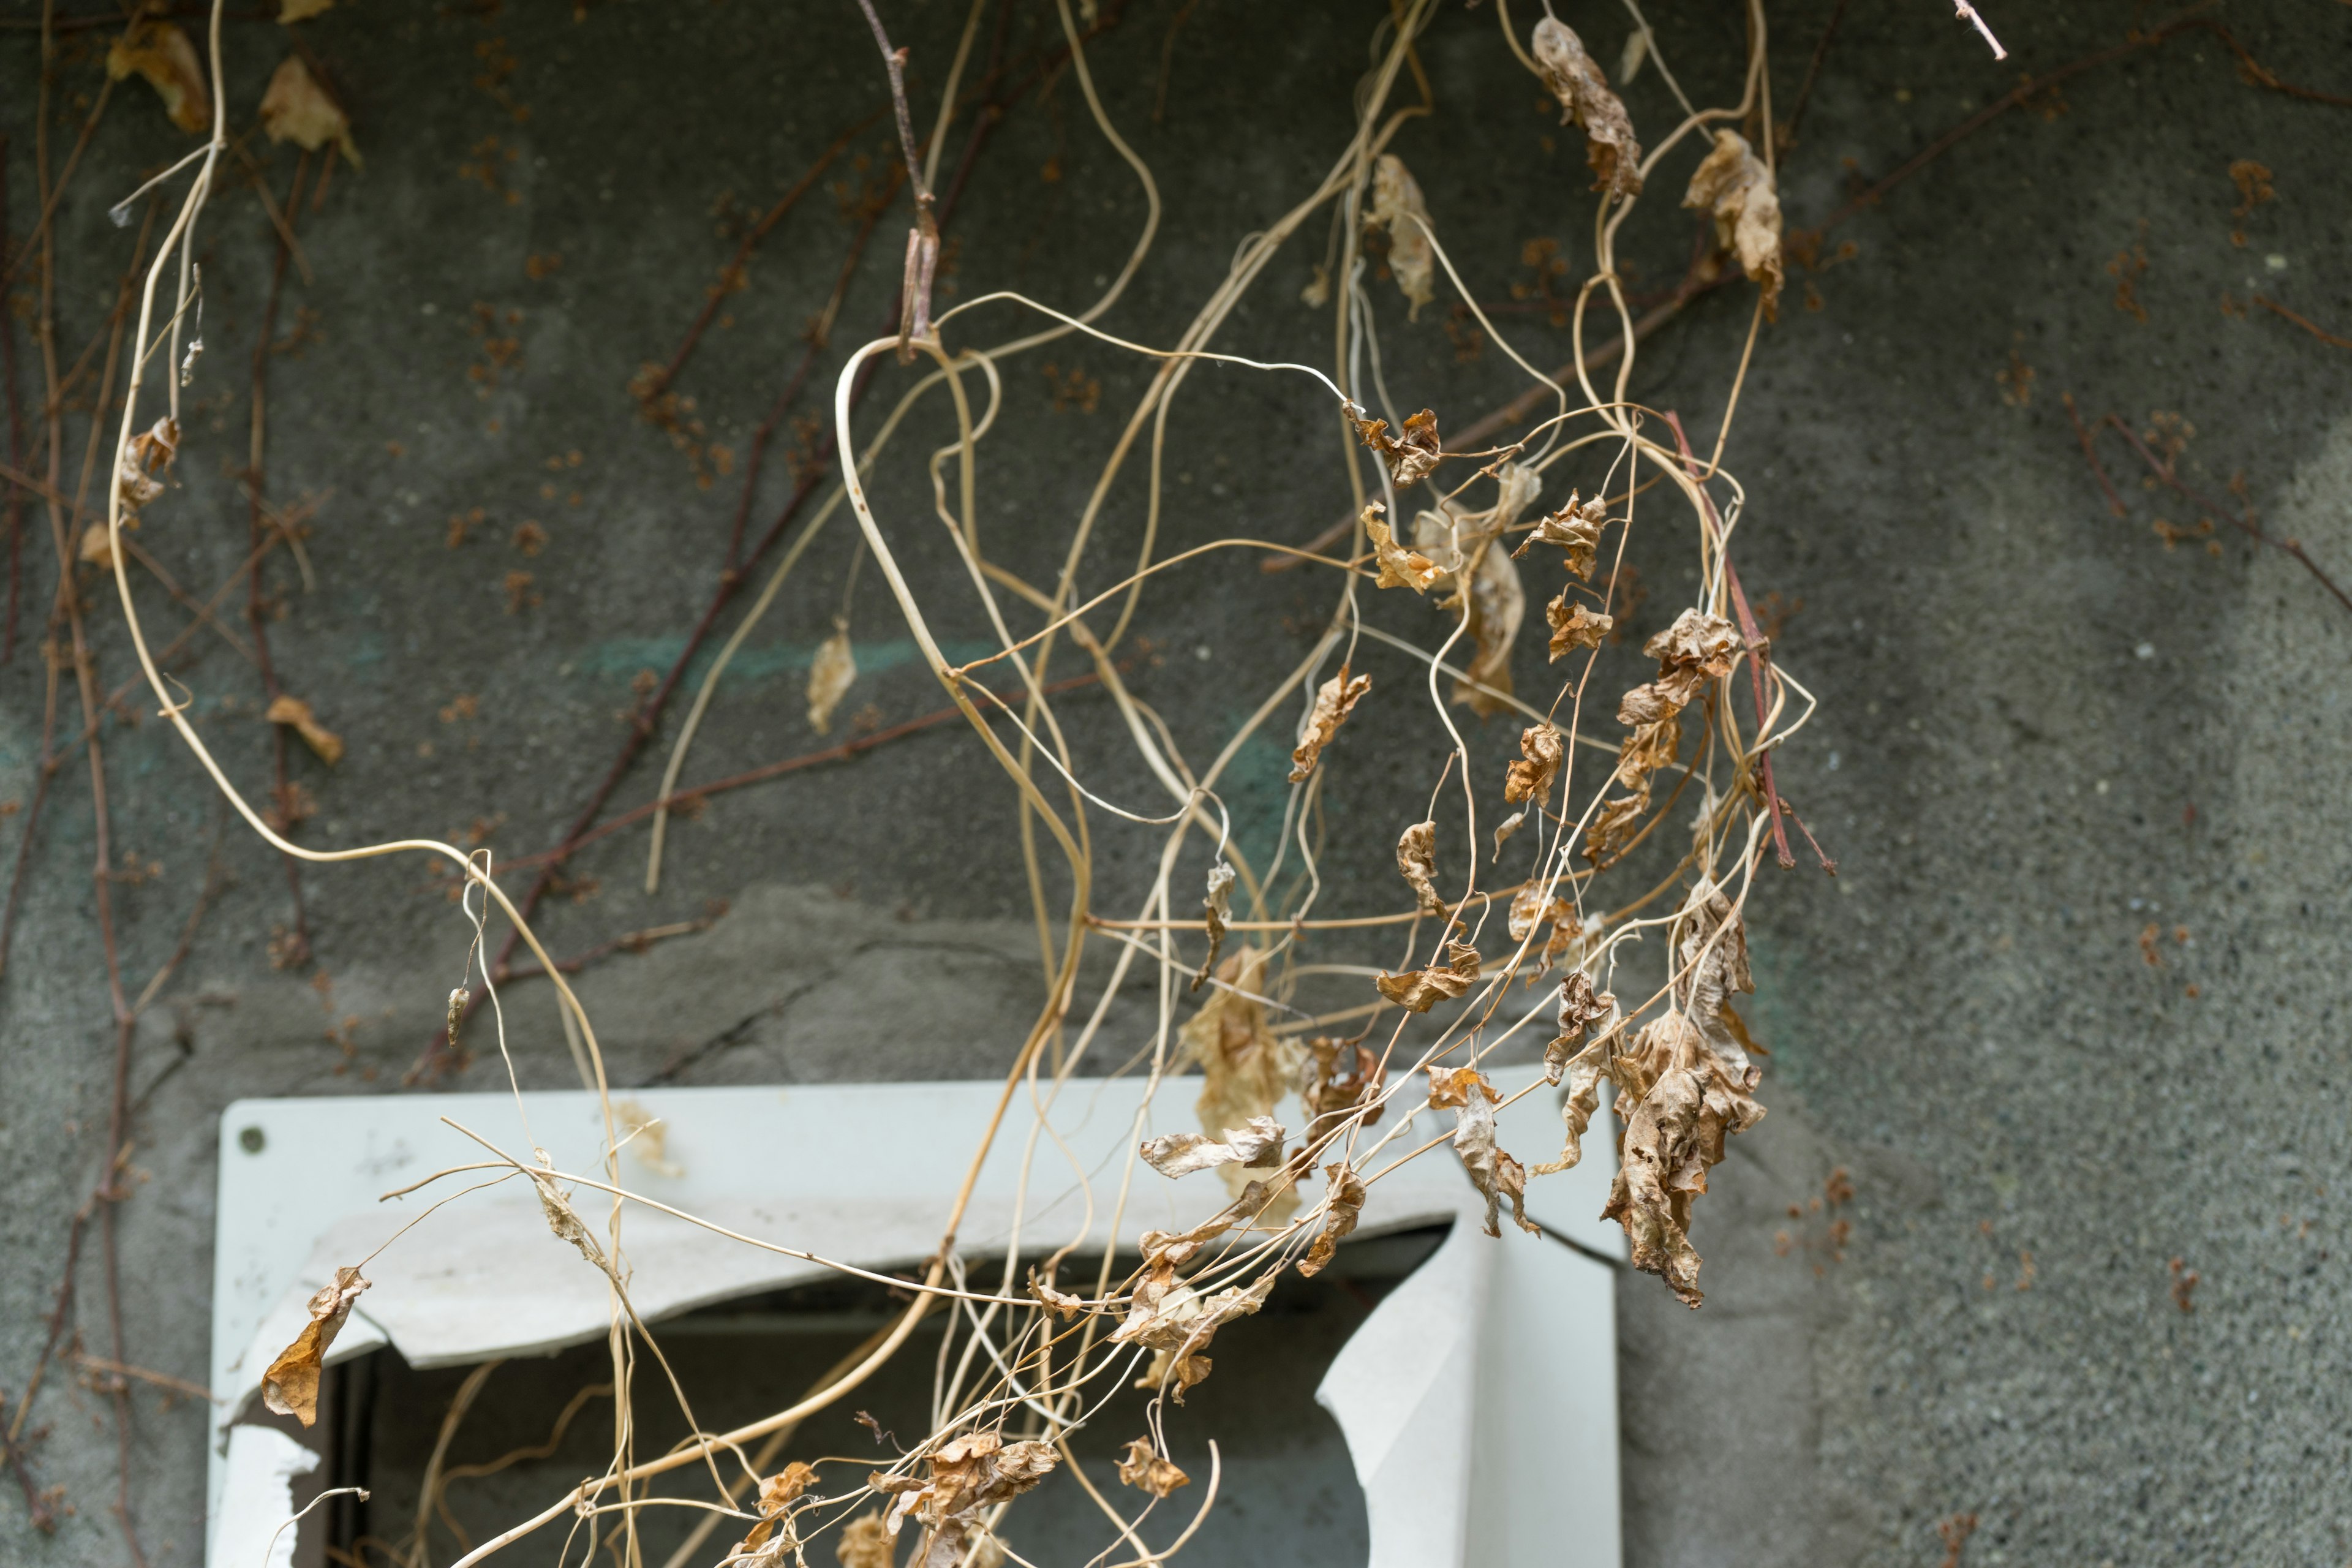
xmin=265 ymin=694 xmax=345 ymax=766
xmin=1377 ymin=940 xmax=1481 ymax=1012
xmin=117 ymin=416 xmax=179 ymax=516
xmin=1028 ymin=1272 xmax=1087 ymax=1321
xmin=807 ymin=619 xmax=857 ymax=734
xmin=1449 ymin=1072 xmax=1539 ymax=1237
xmin=260 ymin=56 xmax=361 ymax=165
xmin=1683 ymin=130 xmax=1784 ymax=316
xmin=1111 ymin=1268 xmax=1275 ymax=1402
xmin=107 ymin=21 xmax=211 ymax=134
xmin=78 ymin=522 xmax=121 ymax=570
xmin=1531 ymin=18 xmax=1645 ymax=199
xmin=1452 ymin=538 xmax=1524 ymax=717
xmin=1349 ymin=408 xmax=1443 ymax=489
xmin=1613 ymin=712 xmax=1680 ymax=789
xmin=1289 ymin=665 xmax=1371 ymax=782
xmin=1396 ymin=819 xmax=1444 ymax=916
xmin=1140 ymin=1115 xmax=1286 ymax=1180
xmin=1179 ymin=949 xmax=1303 ymax=1218
xmin=1507 ymin=885 xmax=1570 ymax=944
xmin=1582 ymin=793 xmax=1646 ymax=864
xmin=835 ymin=1513 xmax=895 ymax=1568
xmin=1365 ymin=505 xmax=1442 ymax=593
xmin=1502 ymin=723 xmax=1564 ymax=807
xmin=279 ymin=0 xmax=334 ymax=18
xmin=1425 ymin=1063 xmax=1495 ymax=1109
xmin=1191 ymin=860 xmax=1235 ymax=991
xmin=260 ymin=1265 xmax=369 ymax=1427
xmin=1513 ymin=491 xmax=1608 ymax=578
xmin=1645 ymin=608 xmax=1742 ymax=702
xmin=1117 ymin=1438 xmax=1191 ymax=1500
xmin=1599 ymin=1003 xmax=1765 ymax=1306
xmin=878 ymin=1433 xmax=1057 ymax=1567
xmin=1299 ymin=1036 xmax=1385 ymax=1140
xmin=1547 ymin=594 xmax=1613 ymax=658
xmin=1365 ymin=154 xmax=1436 ymax=318
xmin=1675 ymin=878 xmax=1760 ymax=1084
xmin=736 ymin=1461 xmax=819 ymax=1559
xmin=1298 ymin=1161 xmax=1368 ymax=1278
xmin=1491 ymin=810 xmax=1526 ymax=856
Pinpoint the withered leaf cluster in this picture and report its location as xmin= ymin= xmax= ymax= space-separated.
xmin=1395 ymin=818 xmax=1444 ymax=916
xmin=1110 ymin=1214 xmax=1276 ymax=1401
xmin=1586 ymin=608 xmax=1740 ymax=864
xmin=1348 ymin=408 xmax=1442 ymax=489
xmin=1548 ymin=883 xmax=1764 ymax=1306
xmin=260 ymin=1265 xmax=369 ymax=1427
xmin=1683 ymin=130 xmax=1784 ymax=317
xmin=1514 ymin=491 xmax=1609 ymax=579
xmin=1299 ymin=1034 xmax=1385 ymax=1142
xmin=1365 ymin=154 xmax=1438 ymax=318
xmin=1375 ymin=938 xmax=1480 ymax=1013
xmin=1365 ymin=505 xmax=1442 ymax=594
xmin=1288 ymin=665 xmax=1371 ymax=783
xmin=1531 ymin=18 xmax=1645 ymax=200
xmin=874 ymin=1431 xmax=1057 ymax=1568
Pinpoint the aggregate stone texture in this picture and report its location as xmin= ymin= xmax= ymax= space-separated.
xmin=1 ymin=2 xmax=2346 ymax=1566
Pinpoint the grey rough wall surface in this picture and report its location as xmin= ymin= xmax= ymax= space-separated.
xmin=2 ymin=2 xmax=2348 ymax=1566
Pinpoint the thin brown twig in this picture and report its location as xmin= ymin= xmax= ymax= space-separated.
xmin=2250 ymin=292 xmax=2352 ymax=351
xmin=1777 ymin=0 xmax=1849 ymax=149
xmin=1 ymin=139 xmax=26 ymax=663
xmin=2060 ymin=392 xmax=2128 ymax=518
xmin=856 ymin=0 xmax=941 ymax=355
xmin=2096 ymin=411 xmax=2352 ymax=616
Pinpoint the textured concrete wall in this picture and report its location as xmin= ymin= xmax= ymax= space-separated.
xmin=2 ymin=2 xmax=2346 ymax=1565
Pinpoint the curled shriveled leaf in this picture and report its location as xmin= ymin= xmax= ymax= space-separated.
xmin=117 ymin=416 xmax=180 ymax=516
xmin=1192 ymin=860 xmax=1235 ymax=991
xmin=1028 ymin=1270 xmax=1087 ymax=1321
xmin=1583 ymin=792 xmax=1646 ymax=864
xmin=733 ymin=1461 xmax=818 ymax=1561
xmin=1547 ymin=594 xmax=1613 ymax=658
xmin=1376 ymin=940 xmax=1480 ymax=1013
xmin=1515 ymin=491 xmax=1608 ymax=578
xmin=530 ymin=1156 xmax=609 ymax=1271
xmin=1364 ymin=505 xmax=1442 ymax=593
xmin=1289 ymin=665 xmax=1371 ymax=782
xmin=1615 ymin=712 xmax=1681 ymax=790
xmin=1117 ymin=1438 xmax=1191 ymax=1500
xmin=1140 ymin=1115 xmax=1286 ymax=1180
xmin=1544 ymin=971 xmax=1615 ymax=1084
xmin=1683 ymin=130 xmax=1784 ymax=316
xmin=1364 ymin=154 xmax=1436 ymax=318
xmin=1447 ymin=1070 xmax=1538 ymax=1237
xmin=1616 ymin=609 xmax=1740 ymax=728
xmin=1348 ymin=407 xmax=1443 ymax=488
xmin=108 ymin=21 xmax=211 ymax=134
xmin=1300 ymin=1035 xmax=1385 ymax=1141
xmin=1452 ymin=537 xmax=1524 ymax=717
xmin=807 ymin=618 xmax=857 ymax=734
xmin=1532 ymin=17 xmax=1644 ymax=199
xmin=1396 ymin=819 xmax=1444 ymax=916
xmin=1491 ymin=810 xmax=1526 ymax=856
xmin=1676 ymin=877 xmax=1761 ymax=1083
xmin=1502 ymin=723 xmax=1564 ymax=807
xmin=78 ymin=522 xmax=122 ymax=570
xmin=260 ymin=56 xmax=361 ymax=165
xmin=1112 ymin=1262 xmax=1275 ymax=1402
xmin=1299 ymin=1161 xmax=1369 ymax=1277
xmin=265 ymin=694 xmax=345 ymax=766
xmin=261 ymin=1265 xmax=369 ymax=1427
